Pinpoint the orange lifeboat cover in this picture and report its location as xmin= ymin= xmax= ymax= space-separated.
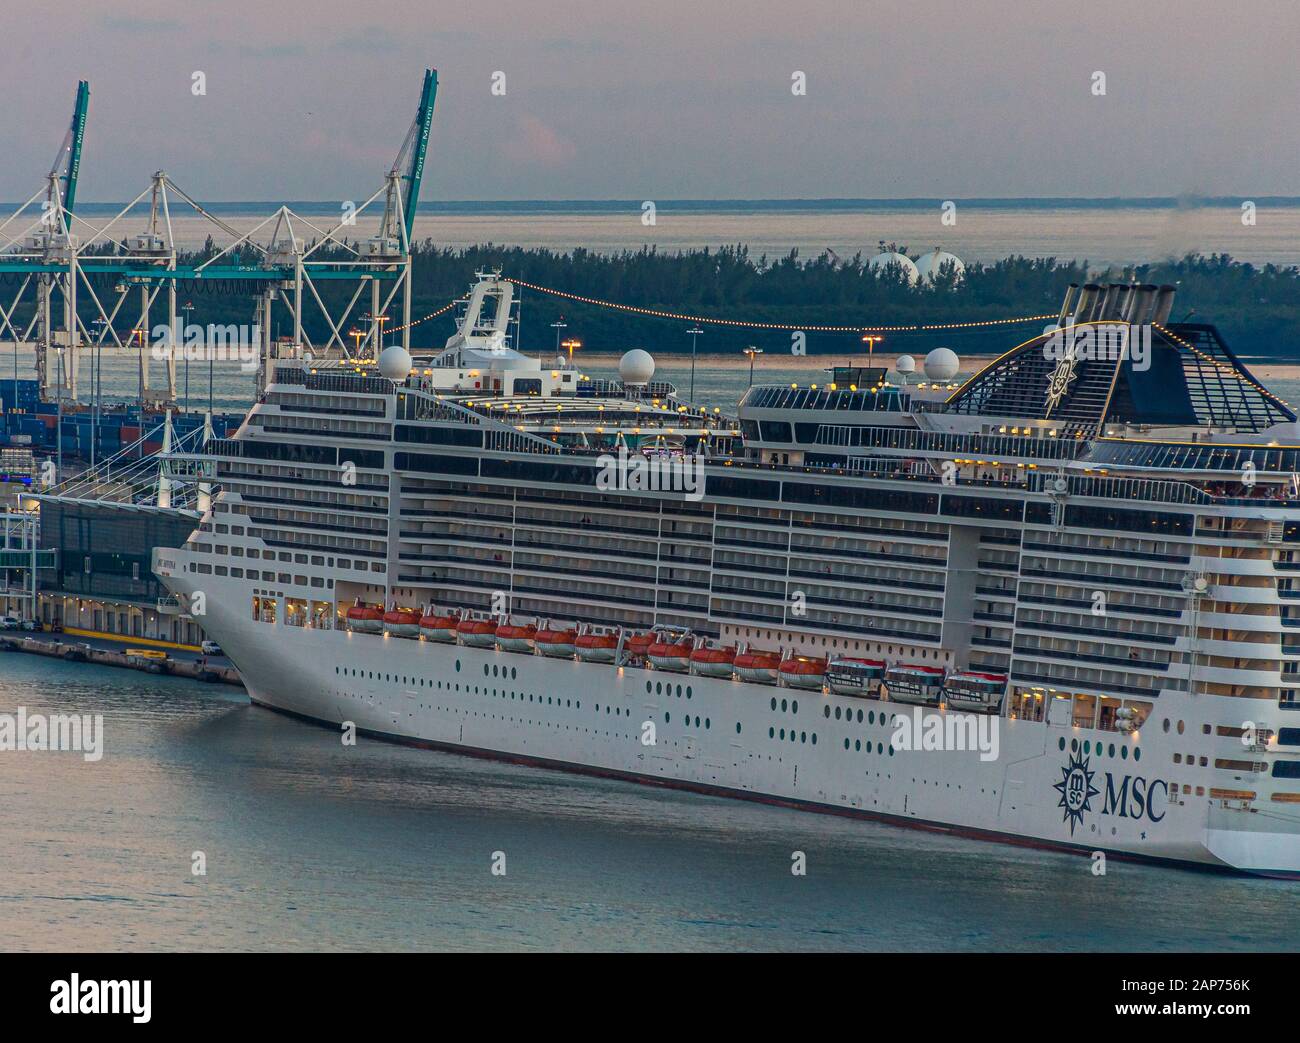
xmin=779 ymin=656 xmax=828 ymax=675
xmin=691 ymin=645 xmax=737 ymax=665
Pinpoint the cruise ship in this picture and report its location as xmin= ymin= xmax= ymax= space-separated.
xmin=154 ymin=275 xmax=1300 ymax=876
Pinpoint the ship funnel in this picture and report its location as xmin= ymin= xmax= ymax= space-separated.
xmin=1126 ymin=284 xmax=1159 ymax=324
xmin=1106 ymin=283 xmax=1132 ymax=321
xmin=1074 ymin=283 xmax=1100 ymax=323
xmin=1096 ymin=283 xmax=1118 ymax=320
xmin=1151 ymin=285 xmax=1177 ymax=325
xmin=1058 ymin=283 xmax=1079 ymax=325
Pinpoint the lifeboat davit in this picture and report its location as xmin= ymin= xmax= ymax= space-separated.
xmin=733 ymin=650 xmax=780 ymax=684
xmin=648 ymin=639 xmax=693 ymax=672
xmin=779 ymin=656 xmax=828 ymax=690
xmin=419 ymin=612 xmax=459 ymax=642
xmin=535 ymin=628 xmax=578 ymax=658
xmin=495 ymin=623 xmax=537 ymax=652
xmin=457 ymin=618 xmax=499 ymax=648
xmin=690 ymin=645 xmax=737 ymax=678
xmin=346 ymin=604 xmax=384 ymax=634
xmin=575 ymin=633 xmax=618 ymax=663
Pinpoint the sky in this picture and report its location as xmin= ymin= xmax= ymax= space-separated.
xmin=3 ymin=0 xmax=1298 ymax=203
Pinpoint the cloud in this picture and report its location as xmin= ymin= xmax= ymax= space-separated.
xmin=499 ymin=115 xmax=576 ymax=169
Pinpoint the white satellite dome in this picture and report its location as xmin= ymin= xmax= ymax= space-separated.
xmin=924 ymin=347 xmax=961 ymax=382
xmin=895 ymin=354 xmax=916 ymax=375
xmin=915 ymin=247 xmax=965 ymax=284
xmin=868 ymin=250 xmax=920 ymax=286
xmin=619 ymin=348 xmax=655 ymax=385
xmin=377 ymin=344 xmax=412 ymax=381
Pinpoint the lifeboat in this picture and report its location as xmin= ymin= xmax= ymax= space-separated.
xmin=346 ymin=604 xmax=384 ymax=634
xmin=941 ymin=671 xmax=1007 ymax=714
xmin=690 ymin=645 xmax=737 ymax=678
xmin=648 ymin=639 xmax=693 ymax=672
xmin=419 ymin=612 xmax=459 ymax=642
xmin=457 ymin=618 xmax=499 ymax=648
xmin=733 ymin=650 xmax=780 ymax=684
xmin=826 ymin=657 xmax=886 ymax=697
xmin=779 ymin=656 xmax=828 ymax=690
xmin=883 ymin=664 xmax=946 ymax=707
xmin=535 ymin=628 xmax=578 ymax=658
xmin=622 ymin=632 xmax=654 ymax=659
xmin=382 ymin=607 xmax=422 ymax=639
xmin=575 ymin=632 xmax=618 ymax=663
xmin=495 ymin=622 xmax=537 ymax=652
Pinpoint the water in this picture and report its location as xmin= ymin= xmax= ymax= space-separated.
xmin=63 ymin=201 xmax=1300 ymax=268
xmin=1 ymin=654 xmax=1296 ymax=952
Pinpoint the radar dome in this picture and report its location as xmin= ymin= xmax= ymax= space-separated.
xmin=619 ymin=349 xmax=655 ymax=385
xmin=377 ymin=345 xmax=412 ymax=381
xmin=895 ymin=354 xmax=916 ymax=375
xmin=924 ymin=347 xmax=960 ymax=382
xmin=868 ymin=251 xmax=919 ymax=286
xmin=915 ymin=248 xmax=965 ymax=283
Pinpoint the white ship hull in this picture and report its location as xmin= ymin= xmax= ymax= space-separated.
xmin=158 ymin=569 xmax=1300 ymax=877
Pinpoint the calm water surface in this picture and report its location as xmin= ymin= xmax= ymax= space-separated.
xmin=1 ymin=655 xmax=1297 ymax=952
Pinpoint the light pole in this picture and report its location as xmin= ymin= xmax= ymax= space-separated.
xmin=90 ymin=317 xmax=107 ymax=467
xmin=686 ymin=326 xmax=704 ymax=401
xmin=181 ymin=300 xmax=194 ymax=412
xmin=562 ymin=338 xmax=581 ymax=368
xmin=55 ymin=346 xmax=64 ymax=480
xmin=743 ymin=346 xmax=763 ymax=388
xmin=862 ymin=334 xmax=884 ymax=365
xmin=550 ymin=318 xmax=567 ymax=357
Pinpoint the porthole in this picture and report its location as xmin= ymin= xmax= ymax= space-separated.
xmin=1134 ymin=747 xmax=1141 ymax=762
xmin=1058 ymin=737 xmax=1066 ymax=751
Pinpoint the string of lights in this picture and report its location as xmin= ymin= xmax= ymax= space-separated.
xmin=1154 ymin=324 xmax=1294 ymax=411
xmin=386 ymin=299 xmax=461 ymax=334
xmin=507 ymin=278 xmax=1057 ymax=333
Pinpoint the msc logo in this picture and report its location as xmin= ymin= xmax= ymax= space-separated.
xmin=1054 ymin=752 xmax=1168 ymax=835
xmin=1054 ymin=751 xmax=1098 ymax=834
